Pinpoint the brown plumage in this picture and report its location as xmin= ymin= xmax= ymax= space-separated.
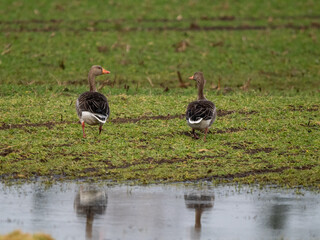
xmin=186 ymin=72 xmax=217 ymax=141
xmin=76 ymin=65 xmax=110 ymax=138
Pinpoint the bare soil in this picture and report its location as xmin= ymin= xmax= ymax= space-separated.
xmin=1 ymin=16 xmax=320 ymax=32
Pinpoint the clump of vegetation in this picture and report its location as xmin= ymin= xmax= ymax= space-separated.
xmin=0 ymin=230 xmax=54 ymax=240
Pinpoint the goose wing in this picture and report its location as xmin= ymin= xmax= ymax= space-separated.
xmin=186 ymin=100 xmax=216 ymax=121
xmin=77 ymin=92 xmax=109 ymax=117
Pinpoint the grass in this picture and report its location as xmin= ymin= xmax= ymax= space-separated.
xmin=0 ymin=0 xmax=319 ymax=188
xmin=0 ymin=86 xmax=319 ymax=188
xmin=1 ymin=28 xmax=319 ymax=91
xmin=1 ymin=1 xmax=319 ymax=91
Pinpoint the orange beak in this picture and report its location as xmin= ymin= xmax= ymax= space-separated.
xmin=189 ymin=75 xmax=194 ymax=80
xmin=102 ymin=68 xmax=110 ymax=74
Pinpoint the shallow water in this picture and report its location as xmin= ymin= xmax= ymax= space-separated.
xmin=0 ymin=182 xmax=320 ymax=240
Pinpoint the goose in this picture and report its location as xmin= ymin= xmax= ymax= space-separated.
xmin=186 ymin=72 xmax=217 ymax=141
xmin=76 ymin=65 xmax=110 ymax=138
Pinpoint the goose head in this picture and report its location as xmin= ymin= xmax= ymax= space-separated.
xmin=90 ymin=65 xmax=110 ymax=76
xmin=88 ymin=65 xmax=110 ymax=92
xmin=189 ymin=72 xmax=206 ymax=87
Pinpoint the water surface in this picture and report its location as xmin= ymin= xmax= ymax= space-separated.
xmin=0 ymin=182 xmax=319 ymax=240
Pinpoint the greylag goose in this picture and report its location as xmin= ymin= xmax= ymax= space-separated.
xmin=76 ymin=65 xmax=110 ymax=137
xmin=186 ymin=72 xmax=217 ymax=141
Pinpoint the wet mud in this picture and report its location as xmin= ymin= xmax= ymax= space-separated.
xmin=287 ymin=104 xmax=319 ymax=112
xmin=199 ymin=164 xmax=316 ymax=181
xmin=1 ymin=15 xmax=320 ymax=32
xmin=0 ymin=109 xmax=256 ymax=130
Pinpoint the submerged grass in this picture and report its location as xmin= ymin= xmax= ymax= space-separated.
xmin=0 ymin=86 xmax=319 ymax=188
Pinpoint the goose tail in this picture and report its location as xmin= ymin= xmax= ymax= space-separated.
xmin=188 ymin=118 xmax=203 ymax=124
xmin=92 ymin=113 xmax=108 ymax=124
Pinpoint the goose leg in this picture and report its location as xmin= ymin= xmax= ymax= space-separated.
xmin=192 ymin=129 xmax=199 ymax=139
xmin=81 ymin=122 xmax=86 ymax=138
xmin=203 ymin=128 xmax=208 ymax=142
xmin=99 ymin=125 xmax=103 ymax=135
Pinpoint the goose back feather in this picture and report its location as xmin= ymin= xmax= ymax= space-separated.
xmin=76 ymin=91 xmax=109 ymax=119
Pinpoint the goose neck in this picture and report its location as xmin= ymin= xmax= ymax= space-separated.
xmin=197 ymin=82 xmax=206 ymax=100
xmin=88 ymin=72 xmax=97 ymax=92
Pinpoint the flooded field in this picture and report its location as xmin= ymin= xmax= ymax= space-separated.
xmin=0 ymin=182 xmax=320 ymax=240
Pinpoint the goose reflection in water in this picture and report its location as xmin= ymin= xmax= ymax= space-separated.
xmin=74 ymin=186 xmax=108 ymax=240
xmin=184 ymin=193 xmax=215 ymax=229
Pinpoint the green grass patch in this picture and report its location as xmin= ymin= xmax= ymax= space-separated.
xmin=0 ymin=0 xmax=319 ymax=91
xmin=0 ymin=86 xmax=319 ymax=188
